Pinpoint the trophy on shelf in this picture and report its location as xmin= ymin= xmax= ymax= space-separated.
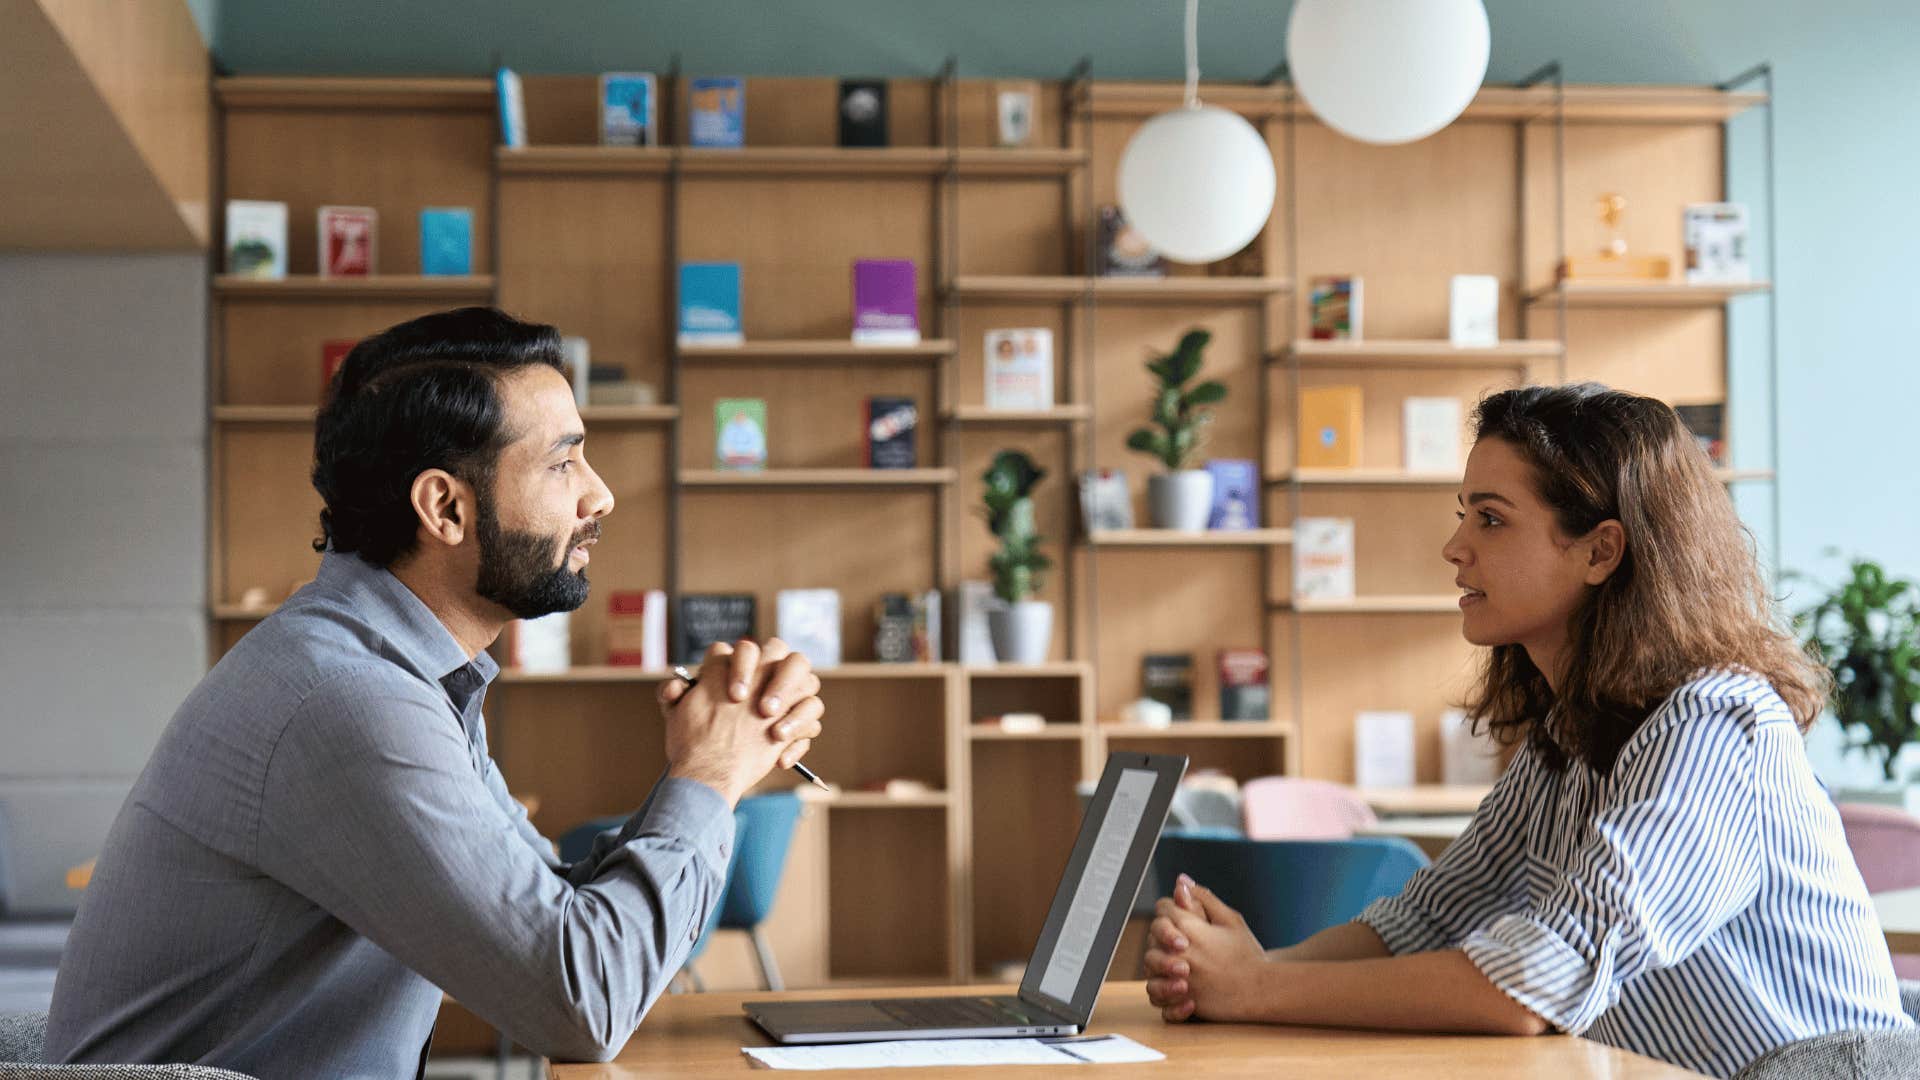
xmin=1557 ymin=192 xmax=1672 ymax=281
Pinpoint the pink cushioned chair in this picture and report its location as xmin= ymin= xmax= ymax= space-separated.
xmin=1838 ymin=802 xmax=1920 ymax=979
xmin=1241 ymin=777 xmax=1379 ymax=841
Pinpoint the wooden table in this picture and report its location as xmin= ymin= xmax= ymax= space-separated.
xmin=1876 ymin=887 xmax=1920 ymax=954
xmin=549 ymin=982 xmax=1701 ymax=1078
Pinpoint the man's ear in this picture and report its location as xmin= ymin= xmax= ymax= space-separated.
xmin=410 ymin=469 xmax=475 ymax=549
xmin=1581 ymin=519 xmax=1626 ymax=585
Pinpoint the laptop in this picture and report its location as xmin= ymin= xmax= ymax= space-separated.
xmin=745 ymin=751 xmax=1188 ymax=1044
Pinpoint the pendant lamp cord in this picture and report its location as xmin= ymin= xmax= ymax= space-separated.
xmin=1184 ymin=0 xmax=1201 ymax=108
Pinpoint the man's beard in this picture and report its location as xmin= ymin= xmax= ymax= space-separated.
xmin=474 ymin=490 xmax=596 ymax=620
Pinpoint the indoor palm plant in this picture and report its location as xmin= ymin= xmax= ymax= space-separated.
xmin=1798 ymin=557 xmax=1920 ymax=786
xmin=981 ymin=449 xmax=1053 ymax=664
xmin=1125 ymin=328 xmax=1227 ymax=530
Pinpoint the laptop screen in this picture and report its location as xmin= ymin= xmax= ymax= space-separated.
xmin=1019 ymin=752 xmax=1186 ymax=1022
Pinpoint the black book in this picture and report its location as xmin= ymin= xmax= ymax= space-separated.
xmin=838 ymin=79 xmax=888 ymax=147
xmin=1141 ymin=653 xmax=1195 ymax=722
xmin=864 ymin=396 xmax=918 ymax=469
xmin=676 ymin=593 xmax=756 ymax=665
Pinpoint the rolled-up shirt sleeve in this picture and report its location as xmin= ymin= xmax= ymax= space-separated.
xmin=1459 ymin=697 xmax=1761 ymax=1035
xmin=1355 ymin=750 xmax=1535 ymax=954
xmin=257 ymin=666 xmax=732 ymax=1063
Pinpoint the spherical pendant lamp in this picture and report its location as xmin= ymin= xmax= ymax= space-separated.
xmin=1287 ymin=0 xmax=1491 ymax=145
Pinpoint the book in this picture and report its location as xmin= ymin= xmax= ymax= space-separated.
xmin=983 ymin=328 xmax=1054 ymax=411
xmin=688 ymin=76 xmax=746 ymax=148
xmin=1205 ymin=459 xmax=1259 ymax=530
xmin=864 ymin=396 xmax=918 ymax=469
xmin=1684 ymin=202 xmax=1751 ymax=284
xmin=678 ymin=262 xmax=744 ymax=346
xmin=851 ymin=259 xmax=920 ymax=345
xmin=1448 ymin=274 xmax=1500 ymax=348
xmin=1078 ymin=469 xmax=1133 ymax=533
xmin=600 ymin=72 xmax=657 ymax=146
xmin=777 ymin=589 xmax=842 ymax=669
xmin=675 ymin=593 xmax=756 ymax=665
xmin=321 ymin=339 xmax=356 ymax=397
xmin=1096 ymin=204 xmax=1167 ymax=277
xmin=607 ymin=589 xmax=668 ymax=668
xmin=1297 ymin=385 xmax=1363 ymax=469
xmin=1354 ymin=710 xmax=1416 ymax=789
xmin=837 ymin=79 xmax=888 ymax=146
xmin=996 ymin=82 xmax=1036 ymax=147
xmin=1293 ymin=517 xmax=1356 ymax=601
xmin=1141 ymin=654 xmax=1195 ymax=722
xmin=559 ymin=336 xmax=591 ymax=407
xmin=419 ymin=208 xmax=473 ymax=275
xmin=715 ymin=398 xmax=768 ymax=471
xmin=1402 ymin=397 xmax=1463 ymax=474
xmin=496 ymin=67 xmax=527 ymax=148
xmin=1309 ymin=276 xmax=1362 ymax=340
xmin=1674 ymin=403 xmax=1727 ymax=466
xmin=317 ymin=206 xmax=376 ymax=277
xmin=224 ymin=200 xmax=287 ymax=279
xmin=1218 ymin=649 xmax=1270 ymax=721
xmin=505 ymin=612 xmax=570 ymax=673
xmin=957 ymin=581 xmax=997 ymax=664
xmin=874 ymin=593 xmax=916 ymax=662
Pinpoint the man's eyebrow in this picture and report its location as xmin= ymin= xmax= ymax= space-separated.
xmin=548 ymin=432 xmax=585 ymax=454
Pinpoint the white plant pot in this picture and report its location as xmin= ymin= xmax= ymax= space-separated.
xmin=1148 ymin=470 xmax=1214 ymax=531
xmin=988 ymin=601 xmax=1054 ymax=665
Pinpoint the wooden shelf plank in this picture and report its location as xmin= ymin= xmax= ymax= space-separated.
xmin=1269 ymin=469 xmax=1461 ymax=488
xmin=216 ymin=76 xmax=493 ymax=111
xmin=496 ymin=666 xmax=676 ymax=684
xmin=213 ymin=403 xmax=678 ymax=425
xmin=579 ymin=405 xmax=679 ymax=424
xmin=496 ymin=146 xmax=673 ymax=176
xmin=679 ymin=468 xmax=956 ymax=489
xmin=214 ymin=275 xmax=495 ymax=300
xmin=948 ymin=275 xmax=1291 ymax=304
xmin=678 ymin=339 xmax=955 ymax=362
xmin=1088 ymin=528 xmax=1293 ymax=548
xmin=818 ymin=792 xmax=952 ymax=809
xmin=1525 ymin=281 xmax=1772 ymax=307
xmin=1282 ymin=339 xmax=1560 ymax=369
xmin=1274 ymin=595 xmax=1462 ymax=614
xmin=968 ymin=724 xmax=1087 ymax=741
xmin=680 ymin=147 xmax=950 ymax=176
xmin=953 ymin=148 xmax=1089 ymax=176
xmin=942 ymin=405 xmax=1091 ymax=427
xmin=494 ymin=147 xmax=1087 ymax=179
xmin=962 ymin=662 xmax=1092 ymax=679
xmin=1101 ymin=721 xmax=1298 ymax=739
xmin=815 ymin=663 xmax=952 ymax=680
xmin=1085 ymin=83 xmax=1766 ymax=124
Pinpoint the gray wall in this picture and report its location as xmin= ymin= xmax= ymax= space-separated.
xmin=0 ymin=254 xmax=208 ymax=914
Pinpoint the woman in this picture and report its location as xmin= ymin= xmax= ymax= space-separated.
xmin=1144 ymin=383 xmax=1912 ymax=1077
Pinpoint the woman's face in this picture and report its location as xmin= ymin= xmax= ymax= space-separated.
xmin=1441 ymin=437 xmax=1622 ymax=672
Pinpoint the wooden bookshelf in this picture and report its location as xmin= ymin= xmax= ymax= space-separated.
xmin=1283 ymin=339 xmax=1560 ymax=370
xmin=947 ymin=275 xmax=1291 ymax=304
xmin=678 ymin=339 xmax=955 ymax=363
xmin=1270 ymin=469 xmax=1460 ymax=488
xmin=1084 ymin=82 xmax=1766 ymax=124
xmin=966 ymin=724 xmax=1087 ymax=741
xmin=1275 ymin=596 xmax=1464 ymax=614
xmin=1087 ymin=528 xmax=1293 ymax=548
xmin=942 ymin=405 xmax=1091 ymax=427
xmin=1524 ymin=281 xmax=1772 ymax=307
xmin=678 ymin=468 xmax=957 ymax=489
xmin=495 ymin=146 xmax=1085 ymax=178
xmin=213 ymin=274 xmax=496 ymax=300
xmin=1099 ymin=721 xmax=1298 ymax=740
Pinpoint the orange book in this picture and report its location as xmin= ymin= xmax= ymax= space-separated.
xmin=1297 ymin=385 xmax=1363 ymax=469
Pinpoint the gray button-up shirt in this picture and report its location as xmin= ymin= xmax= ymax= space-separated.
xmin=46 ymin=552 xmax=731 ymax=1078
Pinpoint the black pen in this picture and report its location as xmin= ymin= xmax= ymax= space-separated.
xmin=672 ymin=665 xmax=831 ymax=792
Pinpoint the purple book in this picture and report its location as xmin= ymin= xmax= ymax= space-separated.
xmin=851 ymin=259 xmax=920 ymax=345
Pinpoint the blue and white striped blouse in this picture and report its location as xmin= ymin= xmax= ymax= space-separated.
xmin=1357 ymin=669 xmax=1914 ymax=1078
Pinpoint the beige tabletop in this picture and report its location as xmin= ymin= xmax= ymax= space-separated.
xmin=548 ymin=982 xmax=1703 ymax=1078
xmin=1876 ymin=887 xmax=1920 ymax=954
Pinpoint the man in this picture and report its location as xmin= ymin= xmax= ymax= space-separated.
xmin=45 ymin=308 xmax=824 ymax=1077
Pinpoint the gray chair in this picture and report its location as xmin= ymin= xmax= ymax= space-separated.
xmin=1732 ymin=980 xmax=1920 ymax=1080
xmin=1 ymin=1010 xmax=258 ymax=1077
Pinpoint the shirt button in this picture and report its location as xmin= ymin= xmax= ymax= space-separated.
xmin=689 ymin=926 xmax=699 ymax=942
xmin=719 ymin=842 xmax=729 ymax=858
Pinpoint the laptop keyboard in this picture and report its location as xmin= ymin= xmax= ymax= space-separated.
xmin=877 ymin=996 xmax=1044 ymax=1028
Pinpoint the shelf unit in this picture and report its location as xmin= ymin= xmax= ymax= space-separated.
xmin=208 ymin=70 xmax=1779 ymax=997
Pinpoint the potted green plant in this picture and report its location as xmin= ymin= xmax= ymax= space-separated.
xmin=1125 ymin=328 xmax=1227 ymax=530
xmin=1797 ymin=557 xmax=1920 ymax=806
xmin=981 ymin=449 xmax=1053 ymax=664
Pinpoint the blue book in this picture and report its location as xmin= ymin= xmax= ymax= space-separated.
xmin=678 ymin=262 xmax=743 ymax=346
xmin=419 ymin=208 xmax=472 ymax=276
xmin=600 ymin=72 xmax=656 ymax=147
xmin=688 ymin=76 xmax=746 ymax=148
xmin=1206 ymin=459 xmax=1260 ymax=530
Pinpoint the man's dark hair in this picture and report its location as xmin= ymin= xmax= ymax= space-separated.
xmin=312 ymin=307 xmax=565 ymax=568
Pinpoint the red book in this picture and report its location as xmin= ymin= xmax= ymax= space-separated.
xmin=318 ymin=205 xmax=377 ymax=277
xmin=321 ymin=339 xmax=357 ymax=397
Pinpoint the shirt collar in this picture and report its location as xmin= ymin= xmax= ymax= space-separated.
xmin=314 ymin=551 xmax=496 ymax=690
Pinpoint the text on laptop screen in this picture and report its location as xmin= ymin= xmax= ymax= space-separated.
xmin=1037 ymin=767 xmax=1159 ymax=1002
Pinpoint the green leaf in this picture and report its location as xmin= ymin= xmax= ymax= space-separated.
xmin=1184 ymin=380 xmax=1228 ymax=406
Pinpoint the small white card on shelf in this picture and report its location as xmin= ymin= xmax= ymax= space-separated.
xmin=1292 ymin=517 xmax=1355 ymax=601
xmin=1402 ymin=397 xmax=1463 ymax=474
xmin=1355 ymin=710 xmax=1416 ymax=790
xmin=1449 ymin=274 xmax=1500 ymax=348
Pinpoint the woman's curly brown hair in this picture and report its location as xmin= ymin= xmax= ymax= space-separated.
xmin=1463 ymin=383 xmax=1828 ymax=775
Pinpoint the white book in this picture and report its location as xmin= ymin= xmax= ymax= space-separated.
xmin=1448 ymin=274 xmax=1500 ymax=348
xmin=776 ymin=589 xmax=841 ymax=669
xmin=920 ymin=588 xmax=942 ymax=663
xmin=641 ymin=588 xmax=668 ymax=670
xmin=1684 ymin=202 xmax=1751 ymax=283
xmin=1355 ymin=710 xmax=1416 ymax=789
xmin=224 ymin=200 xmax=287 ymax=279
xmin=984 ymin=328 xmax=1054 ymax=411
xmin=512 ymin=612 xmax=571 ymax=673
xmin=957 ymin=580 xmax=998 ymax=664
xmin=1402 ymin=397 xmax=1463 ymax=474
xmin=1440 ymin=707 xmax=1500 ymax=786
xmin=1292 ymin=517 xmax=1355 ymax=601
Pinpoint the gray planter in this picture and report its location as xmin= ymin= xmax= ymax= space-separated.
xmin=988 ymin=601 xmax=1053 ymax=665
xmin=1148 ymin=470 xmax=1215 ymax=531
